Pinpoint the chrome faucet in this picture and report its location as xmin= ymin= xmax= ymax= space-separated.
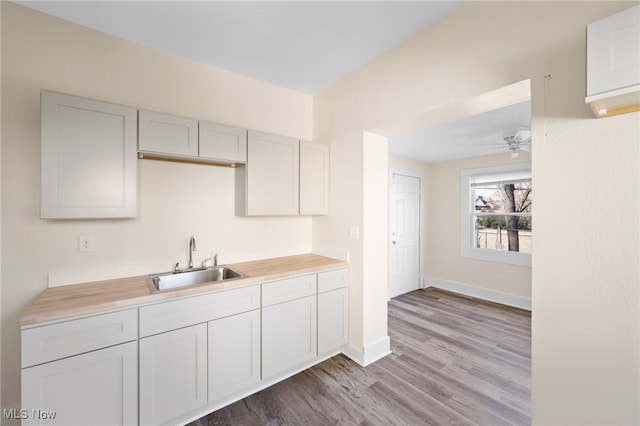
xmin=188 ymin=236 xmax=196 ymax=269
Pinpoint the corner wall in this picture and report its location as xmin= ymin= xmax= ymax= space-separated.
xmin=1 ymin=3 xmax=313 ymax=412
xmin=314 ymin=1 xmax=639 ymax=424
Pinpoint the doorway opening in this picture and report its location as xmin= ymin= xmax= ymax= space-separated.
xmin=377 ymin=79 xmax=532 ymax=304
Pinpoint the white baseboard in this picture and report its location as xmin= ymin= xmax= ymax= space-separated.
xmin=342 ymin=335 xmax=392 ymax=367
xmin=425 ymin=276 xmax=531 ymax=311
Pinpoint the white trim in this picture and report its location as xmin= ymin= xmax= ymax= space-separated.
xmin=341 ymin=335 xmax=392 ymax=367
xmin=460 ymin=162 xmax=532 ymax=268
xmin=425 ymin=276 xmax=531 ymax=311
xmin=388 ymin=169 xmax=424 ymax=299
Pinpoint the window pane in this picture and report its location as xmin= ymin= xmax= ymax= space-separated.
xmin=473 ymin=181 xmax=532 ymax=215
xmin=474 ymin=214 xmax=532 ymax=253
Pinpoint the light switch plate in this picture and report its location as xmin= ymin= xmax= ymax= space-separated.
xmin=348 ymin=226 xmax=359 ymax=240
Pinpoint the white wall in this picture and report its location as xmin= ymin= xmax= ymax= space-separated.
xmin=1 ymin=3 xmax=313 ymax=412
xmin=315 ymin=1 xmax=639 ymax=424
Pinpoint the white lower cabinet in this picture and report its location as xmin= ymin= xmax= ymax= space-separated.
xmin=262 ymin=295 xmax=317 ymax=379
xmin=21 ymin=267 xmax=348 ymax=426
xmin=21 ymin=309 xmax=138 ymax=426
xmin=208 ymin=309 xmax=261 ymax=402
xmin=139 ymin=324 xmax=208 ymax=426
xmin=317 ymin=268 xmax=349 ymax=355
xmin=21 ymin=341 xmax=138 ymax=426
xmin=318 ymin=287 xmax=349 ymax=355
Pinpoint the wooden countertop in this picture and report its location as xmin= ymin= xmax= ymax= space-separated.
xmin=20 ymin=254 xmax=347 ymax=327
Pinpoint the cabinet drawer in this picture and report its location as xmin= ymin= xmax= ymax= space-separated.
xmin=139 ymin=285 xmax=260 ymax=337
xmin=262 ymin=274 xmax=316 ymax=307
xmin=318 ymin=268 xmax=348 ymax=293
xmin=22 ymin=309 xmax=137 ymax=368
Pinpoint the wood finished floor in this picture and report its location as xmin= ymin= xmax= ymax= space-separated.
xmin=189 ymin=288 xmax=531 ymax=426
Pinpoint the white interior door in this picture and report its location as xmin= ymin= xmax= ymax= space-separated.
xmin=389 ymin=171 xmax=422 ymax=299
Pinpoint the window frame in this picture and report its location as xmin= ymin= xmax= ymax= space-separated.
xmin=460 ymin=162 xmax=532 ymax=267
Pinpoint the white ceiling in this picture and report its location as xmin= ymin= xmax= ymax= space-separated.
xmin=389 ymin=101 xmax=532 ymax=163
xmin=19 ymin=0 xmax=531 ymax=163
xmin=19 ymin=0 xmax=465 ymax=94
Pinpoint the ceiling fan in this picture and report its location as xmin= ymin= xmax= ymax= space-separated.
xmin=503 ymin=128 xmax=531 ymax=158
xmin=470 ymin=125 xmax=532 ymax=158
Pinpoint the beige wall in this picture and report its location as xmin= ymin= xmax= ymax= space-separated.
xmin=315 ymin=1 xmax=639 ymax=424
xmin=390 ymin=152 xmax=532 ymax=299
xmin=0 ymin=0 xmax=3 ymax=412
xmin=427 ymin=152 xmax=532 ymax=298
xmin=1 ymin=3 xmax=313 ymax=411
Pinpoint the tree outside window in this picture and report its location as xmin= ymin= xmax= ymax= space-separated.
xmin=460 ymin=163 xmax=532 ymax=267
xmin=473 ymin=180 xmax=532 ymax=253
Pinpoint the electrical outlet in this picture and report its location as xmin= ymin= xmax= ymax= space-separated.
xmin=78 ymin=235 xmax=95 ymax=252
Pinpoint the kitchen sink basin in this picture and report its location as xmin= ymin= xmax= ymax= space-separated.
xmin=146 ymin=266 xmax=246 ymax=292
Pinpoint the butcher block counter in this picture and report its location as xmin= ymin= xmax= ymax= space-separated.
xmin=20 ymin=253 xmax=347 ymax=326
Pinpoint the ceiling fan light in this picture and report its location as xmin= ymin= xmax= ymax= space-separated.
xmin=511 ymin=151 xmax=519 ymax=158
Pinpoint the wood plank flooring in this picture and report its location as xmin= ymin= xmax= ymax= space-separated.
xmin=189 ymin=288 xmax=531 ymax=426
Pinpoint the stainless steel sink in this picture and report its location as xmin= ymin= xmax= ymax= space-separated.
xmin=146 ymin=266 xmax=246 ymax=292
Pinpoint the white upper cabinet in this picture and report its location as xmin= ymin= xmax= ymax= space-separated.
xmin=199 ymin=121 xmax=247 ymax=163
xmin=138 ymin=110 xmax=198 ymax=157
xmin=138 ymin=110 xmax=247 ymax=166
xmin=299 ymin=141 xmax=329 ymax=215
xmin=586 ymin=5 xmax=640 ymax=117
xmin=40 ymin=91 xmax=137 ymax=219
xmin=236 ymin=130 xmax=300 ymax=216
xmin=236 ymin=132 xmax=330 ymax=216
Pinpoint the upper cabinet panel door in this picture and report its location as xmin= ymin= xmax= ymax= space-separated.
xmin=299 ymin=141 xmax=329 ymax=215
xmin=40 ymin=91 xmax=137 ymax=219
xmin=587 ymin=5 xmax=640 ymax=96
xmin=245 ymin=130 xmax=300 ymax=216
xmin=199 ymin=121 xmax=247 ymax=163
xmin=138 ymin=110 xmax=198 ymax=157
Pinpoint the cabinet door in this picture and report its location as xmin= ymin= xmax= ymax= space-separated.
xmin=208 ymin=310 xmax=260 ymax=402
xmin=262 ymin=295 xmax=317 ymax=379
xmin=139 ymin=324 xmax=207 ymax=425
xmin=299 ymin=141 xmax=329 ymax=215
xmin=21 ymin=341 xmax=137 ymax=426
xmin=138 ymin=110 xmax=198 ymax=157
xmin=40 ymin=91 xmax=137 ymax=219
xmin=243 ymin=130 xmax=300 ymax=216
xmin=587 ymin=5 xmax=640 ymax=96
xmin=199 ymin=121 xmax=247 ymax=163
xmin=318 ymin=288 xmax=349 ymax=355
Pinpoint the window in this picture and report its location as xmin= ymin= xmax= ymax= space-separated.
xmin=460 ymin=163 xmax=532 ymax=267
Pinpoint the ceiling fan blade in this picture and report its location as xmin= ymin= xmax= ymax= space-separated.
xmin=478 ymin=146 xmax=507 ymax=156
